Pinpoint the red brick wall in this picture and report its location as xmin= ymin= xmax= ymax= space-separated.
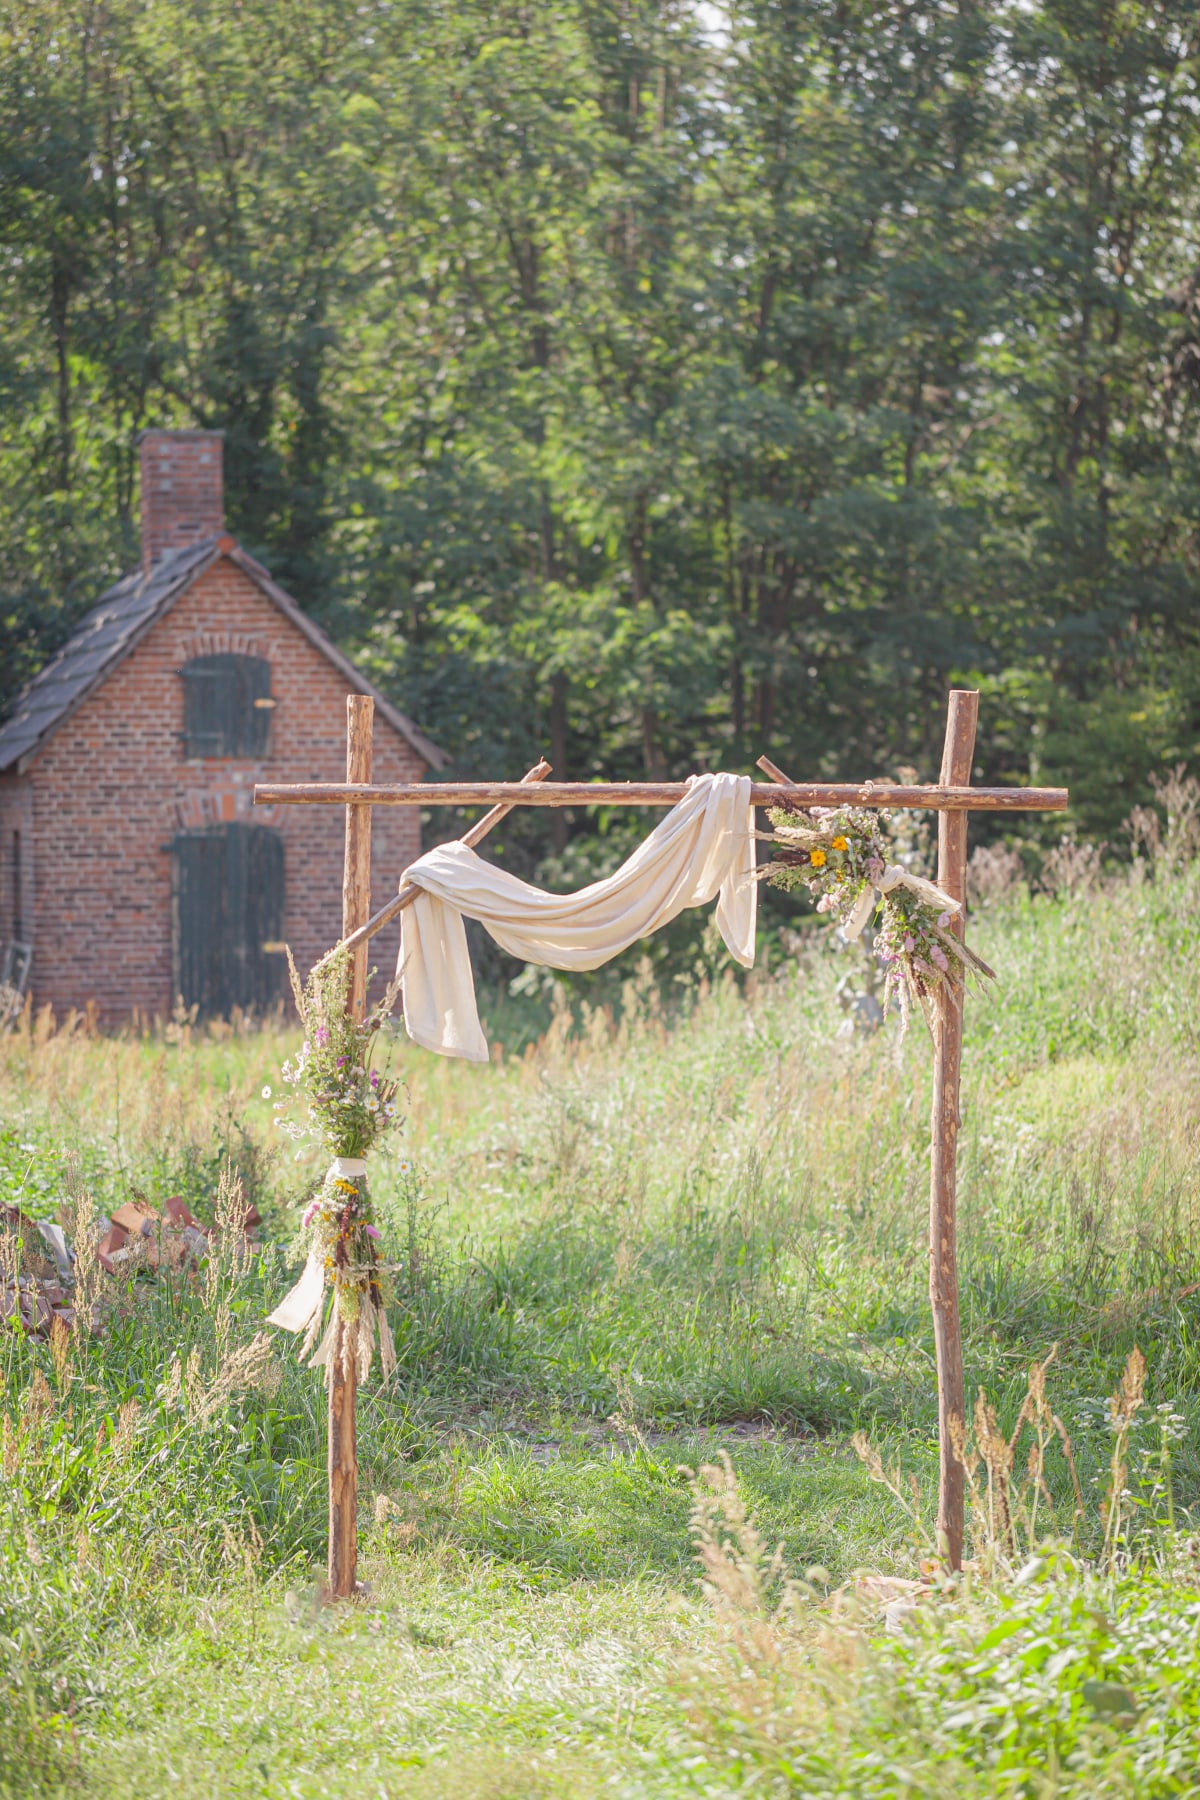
xmin=23 ymin=555 xmax=426 ymax=1023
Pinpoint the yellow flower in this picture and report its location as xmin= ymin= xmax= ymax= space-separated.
xmin=809 ymin=848 xmax=827 ymax=868
xmin=831 ymin=835 xmax=849 ymax=851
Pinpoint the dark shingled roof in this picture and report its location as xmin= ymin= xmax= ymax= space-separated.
xmin=0 ymin=538 xmax=445 ymax=775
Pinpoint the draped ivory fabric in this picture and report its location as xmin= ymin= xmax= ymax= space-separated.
xmin=397 ymin=772 xmax=757 ymax=1062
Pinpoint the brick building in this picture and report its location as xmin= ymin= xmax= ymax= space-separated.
xmin=0 ymin=429 xmax=443 ymax=1024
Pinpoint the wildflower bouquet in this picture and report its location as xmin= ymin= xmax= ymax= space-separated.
xmin=265 ymin=949 xmax=402 ymax=1382
xmin=762 ymin=803 xmax=995 ymax=1031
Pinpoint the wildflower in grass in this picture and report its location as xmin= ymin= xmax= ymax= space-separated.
xmin=365 ymin=1224 xmax=381 ymax=1240
xmin=367 ymin=1095 xmax=380 ymax=1113
xmin=261 ymin=1085 xmax=272 ymax=1099
xmin=385 ymin=1102 xmax=396 ymax=1118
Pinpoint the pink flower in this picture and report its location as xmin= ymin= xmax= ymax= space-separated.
xmin=365 ymin=1224 xmax=381 ymax=1240
xmin=302 ymin=1197 xmax=320 ymax=1228
xmin=930 ymin=945 xmax=949 ymax=971
xmin=903 ymin=934 xmax=915 ymax=953
xmin=937 ymin=912 xmax=951 ymax=928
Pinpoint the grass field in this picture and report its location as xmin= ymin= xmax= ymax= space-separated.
xmin=3 ymin=839 xmax=1200 ymax=1797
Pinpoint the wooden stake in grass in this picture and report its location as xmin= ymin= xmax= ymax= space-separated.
xmin=329 ymin=693 xmax=373 ymax=1599
xmin=928 ymin=688 xmax=978 ymax=1572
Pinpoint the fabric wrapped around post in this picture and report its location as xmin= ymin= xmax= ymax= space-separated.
xmin=842 ymin=865 xmax=962 ymax=943
xmin=395 ymin=771 xmax=757 ymax=1062
xmin=267 ymin=1158 xmax=395 ymax=1383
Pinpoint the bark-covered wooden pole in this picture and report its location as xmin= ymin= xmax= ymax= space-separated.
xmin=929 ymin=689 xmax=978 ymax=1571
xmin=329 ymin=693 xmax=373 ymax=1598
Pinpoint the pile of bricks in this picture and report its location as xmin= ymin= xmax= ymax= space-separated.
xmin=1 ymin=1191 xmax=262 ymax=1338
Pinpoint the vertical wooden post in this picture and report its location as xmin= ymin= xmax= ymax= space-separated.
xmin=329 ymin=693 xmax=373 ymax=1599
xmin=929 ymin=687 xmax=978 ymax=1573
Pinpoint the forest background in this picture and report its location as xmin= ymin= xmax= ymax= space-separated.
xmin=4 ymin=0 xmax=1200 ymax=876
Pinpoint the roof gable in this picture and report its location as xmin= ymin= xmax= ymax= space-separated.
xmin=0 ymin=539 xmax=445 ymax=775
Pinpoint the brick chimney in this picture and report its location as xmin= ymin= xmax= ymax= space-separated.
xmin=138 ymin=428 xmax=225 ymax=575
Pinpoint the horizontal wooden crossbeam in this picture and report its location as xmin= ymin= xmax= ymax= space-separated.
xmin=255 ymin=779 xmax=1068 ymax=813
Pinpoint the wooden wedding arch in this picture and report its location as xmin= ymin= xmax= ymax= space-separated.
xmin=255 ymin=689 xmax=1068 ymax=1596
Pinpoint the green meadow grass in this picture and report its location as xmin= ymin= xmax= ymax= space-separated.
xmin=2 ymin=856 xmax=1200 ymax=1795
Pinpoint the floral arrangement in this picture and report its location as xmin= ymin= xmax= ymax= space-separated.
xmin=265 ymin=949 xmax=403 ymax=1383
xmin=762 ymin=803 xmax=994 ymax=1031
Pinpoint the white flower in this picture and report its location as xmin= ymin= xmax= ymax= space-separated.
xmin=261 ymin=1085 xmax=272 ymax=1099
xmin=384 ymin=1102 xmax=396 ymax=1118
xmin=367 ymin=1096 xmax=380 ymax=1113
xmin=397 ymin=1158 xmax=413 ymax=1175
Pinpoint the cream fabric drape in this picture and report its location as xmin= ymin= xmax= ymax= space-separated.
xmin=397 ymin=771 xmax=756 ymax=1062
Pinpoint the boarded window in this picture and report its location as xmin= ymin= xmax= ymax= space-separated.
xmin=171 ymin=824 xmax=285 ymax=1018
xmin=180 ymin=654 xmax=273 ymax=758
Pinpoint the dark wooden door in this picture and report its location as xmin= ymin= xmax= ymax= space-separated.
xmin=171 ymin=824 xmax=285 ymax=1017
